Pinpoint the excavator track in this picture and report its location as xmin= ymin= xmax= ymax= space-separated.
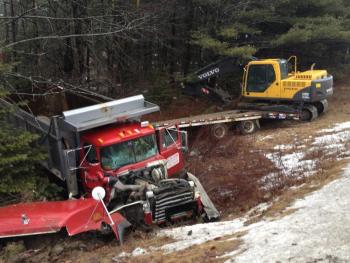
xmin=301 ymin=105 xmax=318 ymax=121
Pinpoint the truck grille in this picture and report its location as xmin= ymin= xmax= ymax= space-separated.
xmin=152 ymin=179 xmax=195 ymax=223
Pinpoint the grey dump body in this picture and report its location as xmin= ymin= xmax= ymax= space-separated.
xmin=0 ymin=95 xmax=159 ymax=197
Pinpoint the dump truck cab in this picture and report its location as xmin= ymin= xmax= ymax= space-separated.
xmin=0 ymin=94 xmax=219 ymax=240
xmin=79 ymin=121 xmax=186 ymax=199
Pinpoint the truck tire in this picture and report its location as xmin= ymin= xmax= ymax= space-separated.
xmin=211 ymin=124 xmax=228 ymax=139
xmin=238 ymin=120 xmax=258 ymax=135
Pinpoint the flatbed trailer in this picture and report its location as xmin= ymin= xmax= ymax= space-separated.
xmin=153 ymin=109 xmax=299 ymax=138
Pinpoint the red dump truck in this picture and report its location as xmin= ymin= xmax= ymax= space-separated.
xmin=0 ymin=94 xmax=219 ymax=243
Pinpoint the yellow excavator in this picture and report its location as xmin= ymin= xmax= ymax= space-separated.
xmin=182 ymin=56 xmax=333 ymax=121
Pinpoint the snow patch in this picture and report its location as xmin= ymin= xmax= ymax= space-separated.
xmin=225 ymin=163 xmax=350 ymax=262
xmin=113 ymin=247 xmax=148 ymax=260
xmin=157 ymin=219 xmax=244 ymax=253
xmin=265 ymin=152 xmax=316 ymax=177
xmin=273 ymin=144 xmax=294 ymax=150
xmin=259 ymin=135 xmax=274 ymax=141
xmin=261 ymin=121 xmax=350 ymax=191
xmin=132 ymin=247 xmax=148 ymax=256
xmin=155 ymin=164 xmax=350 ymax=261
xmin=319 ymin=121 xmax=350 ymax=133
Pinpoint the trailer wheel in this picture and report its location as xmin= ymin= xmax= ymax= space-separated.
xmin=211 ymin=124 xmax=228 ymax=139
xmin=238 ymin=120 xmax=258 ymax=135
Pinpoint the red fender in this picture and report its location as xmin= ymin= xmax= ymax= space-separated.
xmin=0 ymin=198 xmax=130 ymax=242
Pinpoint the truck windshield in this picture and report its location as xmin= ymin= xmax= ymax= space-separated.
xmin=100 ymin=134 xmax=157 ymax=170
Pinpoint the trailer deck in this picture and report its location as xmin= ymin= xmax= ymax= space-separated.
xmin=153 ymin=109 xmax=299 ymax=129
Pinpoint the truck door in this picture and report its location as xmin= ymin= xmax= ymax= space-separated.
xmin=158 ymin=128 xmax=185 ymax=176
xmin=80 ymin=143 xmax=101 ymax=191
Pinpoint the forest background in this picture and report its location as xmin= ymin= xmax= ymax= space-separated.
xmin=0 ymin=0 xmax=350 ymax=200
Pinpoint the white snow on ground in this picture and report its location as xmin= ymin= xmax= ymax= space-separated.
xmin=273 ymin=144 xmax=294 ymax=150
xmin=312 ymin=122 xmax=350 ymax=156
xmin=112 ymin=247 xmax=148 ymax=261
xmin=154 ymin=164 xmax=350 ymax=262
xmin=259 ymin=135 xmax=274 ymax=141
xmin=115 ymin=121 xmax=350 ymax=260
xmin=153 ymin=121 xmax=350 ymax=258
xmin=158 ymin=219 xmax=244 ymax=253
xmin=261 ymin=152 xmax=316 ymax=191
xmin=265 ymin=152 xmax=316 ymax=177
xmin=157 ymin=202 xmax=271 ymax=253
xmin=313 ymin=130 xmax=350 ymax=147
xmin=319 ymin=121 xmax=350 ymax=133
xmin=261 ymin=121 xmax=350 ymax=190
xmin=225 ymin=164 xmax=350 ymax=262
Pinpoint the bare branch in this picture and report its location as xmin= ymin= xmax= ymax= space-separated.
xmin=1 ymin=16 xmax=149 ymax=48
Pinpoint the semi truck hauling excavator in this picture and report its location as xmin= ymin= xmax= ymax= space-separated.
xmin=182 ymin=56 xmax=333 ymax=121
xmin=0 ymin=94 xmax=219 ymax=243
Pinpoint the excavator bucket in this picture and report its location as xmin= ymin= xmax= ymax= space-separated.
xmin=0 ymin=198 xmax=130 ymax=242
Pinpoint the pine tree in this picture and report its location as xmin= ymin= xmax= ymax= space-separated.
xmin=0 ymin=62 xmax=58 ymax=202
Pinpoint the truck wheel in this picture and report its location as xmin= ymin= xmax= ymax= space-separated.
xmin=211 ymin=124 xmax=228 ymax=139
xmin=238 ymin=120 xmax=258 ymax=135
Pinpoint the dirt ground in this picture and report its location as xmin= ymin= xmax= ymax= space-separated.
xmin=1 ymin=82 xmax=350 ymax=263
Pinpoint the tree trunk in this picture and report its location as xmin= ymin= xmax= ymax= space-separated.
xmin=169 ymin=3 xmax=177 ymax=74
xmin=72 ymin=0 xmax=87 ymax=80
xmin=3 ymin=2 xmax=9 ymax=44
xmin=183 ymin=0 xmax=194 ymax=75
xmin=9 ymin=0 xmax=16 ymax=44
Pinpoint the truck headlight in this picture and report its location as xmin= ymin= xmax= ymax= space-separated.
xmin=146 ymin=191 xmax=154 ymax=199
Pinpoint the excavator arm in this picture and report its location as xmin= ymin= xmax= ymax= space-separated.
xmin=181 ymin=56 xmax=255 ymax=104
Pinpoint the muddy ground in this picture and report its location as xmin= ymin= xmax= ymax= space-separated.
xmin=1 ymin=82 xmax=350 ymax=263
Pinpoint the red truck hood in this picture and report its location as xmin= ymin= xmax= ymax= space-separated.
xmin=0 ymin=199 xmax=129 ymax=241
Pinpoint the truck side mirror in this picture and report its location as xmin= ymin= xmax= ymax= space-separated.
xmin=180 ymin=130 xmax=189 ymax=153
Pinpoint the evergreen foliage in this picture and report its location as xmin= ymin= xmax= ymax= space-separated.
xmin=0 ymin=62 xmax=62 ymax=202
xmin=0 ymin=115 xmax=45 ymax=195
xmin=1 ymin=0 xmax=350 ymax=92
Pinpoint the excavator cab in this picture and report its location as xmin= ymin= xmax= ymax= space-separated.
xmin=245 ymin=63 xmax=277 ymax=93
xmin=242 ymin=59 xmax=289 ymax=99
xmin=241 ymin=57 xmax=333 ymax=120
